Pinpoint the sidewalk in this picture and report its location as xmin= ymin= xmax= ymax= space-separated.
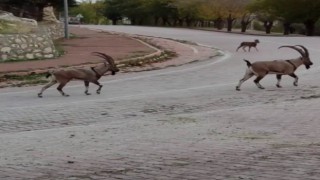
xmin=0 ymin=27 xmax=219 ymax=75
xmin=0 ymin=27 xmax=156 ymax=74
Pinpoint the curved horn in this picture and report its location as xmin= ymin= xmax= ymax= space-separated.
xmin=278 ymin=45 xmax=306 ymax=57
xmin=295 ymin=45 xmax=309 ymax=57
xmin=92 ymin=52 xmax=116 ymax=67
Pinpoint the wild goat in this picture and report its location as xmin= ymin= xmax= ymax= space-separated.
xmin=236 ymin=45 xmax=313 ymax=91
xmin=38 ymin=52 xmax=119 ymax=97
xmin=236 ymin=39 xmax=260 ymax=52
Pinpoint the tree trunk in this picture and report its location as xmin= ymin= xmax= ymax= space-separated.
xmin=185 ymin=16 xmax=193 ymax=27
xmin=112 ymin=19 xmax=117 ymax=25
xmin=227 ymin=14 xmax=235 ymax=32
xmin=241 ymin=21 xmax=247 ymax=32
xmin=162 ymin=17 xmax=169 ymax=26
xmin=304 ymin=20 xmax=315 ymax=36
xmin=200 ymin=20 xmax=205 ymax=27
xmin=178 ymin=19 xmax=183 ymax=26
xmin=241 ymin=20 xmax=251 ymax=33
xmin=138 ymin=18 xmax=144 ymax=25
xmin=214 ymin=17 xmax=224 ymax=30
xmin=131 ymin=18 xmax=136 ymax=25
xmin=283 ymin=22 xmax=291 ymax=35
xmin=154 ymin=17 xmax=159 ymax=26
xmin=36 ymin=4 xmax=45 ymax=21
xmin=264 ymin=21 xmax=273 ymax=34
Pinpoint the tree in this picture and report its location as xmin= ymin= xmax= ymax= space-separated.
xmin=240 ymin=13 xmax=254 ymax=33
xmin=70 ymin=0 xmax=107 ymax=24
xmin=249 ymin=0 xmax=320 ymax=36
xmin=104 ymin=0 xmax=123 ymax=25
xmin=221 ymin=0 xmax=250 ymax=32
xmin=171 ymin=0 xmax=201 ymax=27
xmin=297 ymin=0 xmax=320 ymax=36
xmin=1 ymin=0 xmax=77 ymax=20
xmin=247 ymin=0 xmax=277 ymax=34
xmin=147 ymin=0 xmax=176 ymax=26
xmin=196 ymin=0 xmax=250 ymax=31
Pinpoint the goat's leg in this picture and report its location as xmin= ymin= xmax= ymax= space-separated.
xmin=236 ymin=45 xmax=241 ymax=52
xmin=254 ymin=75 xmax=266 ymax=89
xmin=57 ymin=82 xmax=69 ymax=97
xmin=276 ymin=75 xmax=282 ymax=88
xmin=248 ymin=46 xmax=251 ymax=52
xmin=84 ymin=81 xmax=91 ymax=95
xmin=38 ymin=80 xmax=57 ymax=98
xmin=92 ymin=80 xmax=103 ymax=94
xmin=236 ymin=70 xmax=254 ymax=91
xmin=289 ymin=73 xmax=299 ymax=86
xmin=242 ymin=46 xmax=247 ymax=52
xmin=255 ymin=47 xmax=259 ymax=52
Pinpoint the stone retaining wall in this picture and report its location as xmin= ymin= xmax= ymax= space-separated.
xmin=0 ymin=22 xmax=64 ymax=62
xmin=42 ymin=22 xmax=64 ymax=40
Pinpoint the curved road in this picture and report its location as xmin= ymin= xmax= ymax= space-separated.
xmin=1 ymin=26 xmax=320 ymax=179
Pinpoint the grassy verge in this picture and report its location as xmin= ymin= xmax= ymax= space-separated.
xmin=0 ymin=73 xmax=49 ymax=88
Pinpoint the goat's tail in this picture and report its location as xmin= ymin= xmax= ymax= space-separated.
xmin=243 ymin=59 xmax=252 ymax=67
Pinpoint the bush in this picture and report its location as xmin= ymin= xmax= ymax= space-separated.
xmin=252 ymin=21 xmax=264 ymax=31
xmin=0 ymin=20 xmax=34 ymax=34
xmin=291 ymin=23 xmax=306 ymax=35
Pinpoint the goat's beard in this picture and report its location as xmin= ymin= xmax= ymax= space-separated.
xmin=305 ymin=65 xmax=310 ymax=69
xmin=111 ymin=71 xmax=116 ymax=75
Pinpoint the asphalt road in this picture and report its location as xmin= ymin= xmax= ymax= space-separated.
xmin=1 ymin=26 xmax=320 ymax=179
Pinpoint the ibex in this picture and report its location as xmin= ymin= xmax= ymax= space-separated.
xmin=236 ymin=39 xmax=260 ymax=52
xmin=236 ymin=45 xmax=313 ymax=91
xmin=38 ymin=52 xmax=119 ymax=97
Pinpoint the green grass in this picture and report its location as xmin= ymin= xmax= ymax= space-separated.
xmin=0 ymin=19 xmax=34 ymax=34
xmin=53 ymin=39 xmax=66 ymax=56
xmin=1 ymin=73 xmax=49 ymax=88
xmin=3 ymin=73 xmax=45 ymax=81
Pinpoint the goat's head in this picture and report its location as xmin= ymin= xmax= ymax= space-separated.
xmin=254 ymin=39 xmax=260 ymax=43
xmin=278 ymin=45 xmax=313 ymax=69
xmin=92 ymin=52 xmax=120 ymax=75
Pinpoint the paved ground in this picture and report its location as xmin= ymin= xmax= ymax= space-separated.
xmin=1 ymin=25 xmax=320 ymax=180
xmin=0 ymin=27 xmax=155 ymax=73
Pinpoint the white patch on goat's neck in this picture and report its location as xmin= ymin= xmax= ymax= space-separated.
xmin=292 ymin=58 xmax=303 ymax=68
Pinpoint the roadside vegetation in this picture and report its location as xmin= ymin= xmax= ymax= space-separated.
xmin=2 ymin=0 xmax=320 ymax=35
xmin=103 ymin=0 xmax=320 ymax=36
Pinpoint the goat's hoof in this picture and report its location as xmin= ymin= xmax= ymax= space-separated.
xmin=85 ymin=93 xmax=91 ymax=95
xmin=258 ymin=87 xmax=265 ymax=90
xmin=63 ymin=94 xmax=70 ymax=97
xmin=276 ymin=85 xmax=282 ymax=88
xmin=294 ymin=83 xmax=298 ymax=86
xmin=236 ymin=87 xmax=240 ymax=91
xmin=38 ymin=93 xmax=43 ymax=98
xmin=96 ymin=91 xmax=101 ymax=94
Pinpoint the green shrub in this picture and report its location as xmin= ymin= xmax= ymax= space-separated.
xmin=0 ymin=19 xmax=34 ymax=34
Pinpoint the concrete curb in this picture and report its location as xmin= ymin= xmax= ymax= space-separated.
xmin=192 ymin=28 xmax=306 ymax=37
